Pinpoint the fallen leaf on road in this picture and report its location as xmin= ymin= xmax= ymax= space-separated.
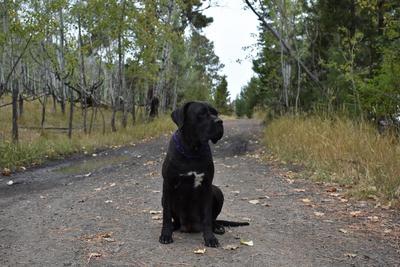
xmin=223 ymin=244 xmax=239 ymax=250
xmin=326 ymin=187 xmax=337 ymax=192
xmin=329 ymin=193 xmax=340 ymax=197
xmin=193 ymin=248 xmax=206 ymax=254
xmin=242 ymin=217 xmax=252 ymax=222
xmin=152 ymin=190 xmax=161 ymax=193
xmin=152 ymin=215 xmax=162 ymax=220
xmin=110 ymin=183 xmax=116 ymax=187
xmin=103 ymin=237 xmax=115 ymax=242
xmin=286 ymin=179 xmax=295 ymax=184
xmin=301 ymin=198 xmax=311 ymax=203
xmin=314 ymin=212 xmax=325 ymax=217
xmin=83 ymin=232 xmax=113 ymax=243
xmin=105 ymin=200 xmax=113 ymax=203
xmin=88 ymin=252 xmax=102 ymax=262
xmin=145 ymin=171 xmax=158 ymax=177
xmin=40 ymin=195 xmax=46 ymax=199
xmin=339 ymin=198 xmax=348 ymax=203
xmin=258 ymin=195 xmax=270 ymax=199
xmin=94 ymin=187 xmax=102 ymax=191
xmin=261 ymin=202 xmax=270 ymax=207
xmin=144 ymin=161 xmax=155 ymax=166
xmin=2 ymin=168 xmax=11 ymax=176
xmin=293 ymin=188 xmax=306 ymax=192
xmin=350 ymin=211 xmax=362 ymax=217
xmin=367 ymin=216 xmax=379 ymax=222
xmin=344 ymin=253 xmax=357 ymax=258
xmin=339 ymin=228 xmax=348 ymax=234
xmin=383 ymin=229 xmax=392 ymax=234
xmin=75 ymin=172 xmax=92 ymax=178
xmin=249 ymin=200 xmax=260 ymax=204
xmin=240 ymin=239 xmax=254 ymax=246
xmin=149 ymin=210 xmax=162 ymax=214
xmin=6 ymin=180 xmax=14 ymax=186
xmin=241 ymin=197 xmax=249 ymax=201
xmin=230 ymin=190 xmax=240 ymax=194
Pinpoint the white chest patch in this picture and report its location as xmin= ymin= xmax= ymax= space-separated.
xmin=180 ymin=171 xmax=205 ymax=188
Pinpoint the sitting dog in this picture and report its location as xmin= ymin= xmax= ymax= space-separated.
xmin=159 ymin=101 xmax=249 ymax=247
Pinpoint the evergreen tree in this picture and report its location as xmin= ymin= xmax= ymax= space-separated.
xmin=214 ymin=76 xmax=229 ymax=114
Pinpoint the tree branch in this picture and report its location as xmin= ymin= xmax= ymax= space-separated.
xmin=244 ymin=0 xmax=322 ymax=86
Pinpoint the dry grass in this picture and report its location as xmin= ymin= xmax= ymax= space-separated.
xmin=264 ymin=115 xmax=400 ymax=201
xmin=0 ymin=97 xmax=175 ymax=169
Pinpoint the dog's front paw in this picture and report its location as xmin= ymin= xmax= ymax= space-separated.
xmin=204 ymin=236 xmax=219 ymax=247
xmin=159 ymin=234 xmax=173 ymax=244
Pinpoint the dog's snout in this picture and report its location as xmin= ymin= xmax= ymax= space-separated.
xmin=214 ymin=118 xmax=223 ymax=124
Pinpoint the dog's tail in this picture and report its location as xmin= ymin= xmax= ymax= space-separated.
xmin=215 ymin=220 xmax=249 ymax=227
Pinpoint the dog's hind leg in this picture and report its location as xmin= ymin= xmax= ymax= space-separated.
xmin=212 ymin=185 xmax=225 ymax=235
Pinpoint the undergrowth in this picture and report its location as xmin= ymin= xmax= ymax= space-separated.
xmin=264 ymin=115 xmax=400 ymax=202
xmin=0 ymin=98 xmax=175 ymax=170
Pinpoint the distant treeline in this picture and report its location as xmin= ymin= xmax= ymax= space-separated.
xmin=238 ymin=0 xmax=399 ymax=122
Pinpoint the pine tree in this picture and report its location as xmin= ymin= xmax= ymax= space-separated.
xmin=214 ymin=76 xmax=229 ymax=114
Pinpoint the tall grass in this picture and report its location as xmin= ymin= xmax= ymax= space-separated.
xmin=0 ymin=98 xmax=175 ymax=169
xmin=264 ymin=115 xmax=400 ymax=201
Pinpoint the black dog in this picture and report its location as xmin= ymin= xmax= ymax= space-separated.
xmin=159 ymin=101 xmax=249 ymax=247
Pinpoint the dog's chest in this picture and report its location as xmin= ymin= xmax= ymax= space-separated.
xmin=179 ymin=171 xmax=205 ymax=189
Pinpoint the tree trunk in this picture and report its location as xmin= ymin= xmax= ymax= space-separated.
xmin=77 ymin=7 xmax=88 ymax=133
xmin=12 ymin=81 xmax=19 ymax=143
xmin=59 ymin=7 xmax=66 ymax=115
xmin=172 ymin=72 xmax=178 ymax=111
xmin=131 ymin=85 xmax=136 ymax=125
xmin=295 ymin=60 xmax=301 ymax=114
xmin=118 ymin=1 xmax=127 ymax=128
xmin=280 ymin=0 xmax=290 ymax=110
xmin=18 ymin=93 xmax=24 ymax=117
xmin=155 ymin=0 xmax=175 ymax=113
xmin=68 ymin=88 xmax=74 ymax=139
xmin=41 ymin=95 xmax=47 ymax=130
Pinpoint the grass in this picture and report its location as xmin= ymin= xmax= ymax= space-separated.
xmin=264 ymin=115 xmax=400 ymax=203
xmin=0 ymin=97 xmax=175 ymax=170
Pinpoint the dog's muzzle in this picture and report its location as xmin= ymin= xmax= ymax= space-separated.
xmin=211 ymin=119 xmax=223 ymax=144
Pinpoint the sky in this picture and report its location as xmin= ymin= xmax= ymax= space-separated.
xmin=203 ymin=0 xmax=259 ymax=99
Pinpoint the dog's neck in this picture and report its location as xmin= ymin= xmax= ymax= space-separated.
xmin=173 ymin=130 xmax=209 ymax=159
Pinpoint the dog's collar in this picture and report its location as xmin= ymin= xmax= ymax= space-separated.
xmin=172 ymin=131 xmax=210 ymax=159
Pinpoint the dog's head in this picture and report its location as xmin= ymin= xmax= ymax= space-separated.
xmin=171 ymin=101 xmax=224 ymax=145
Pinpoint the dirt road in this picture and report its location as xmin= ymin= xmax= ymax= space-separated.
xmin=1 ymin=119 xmax=399 ymax=266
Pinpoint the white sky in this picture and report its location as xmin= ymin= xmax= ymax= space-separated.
xmin=203 ymin=0 xmax=259 ymax=99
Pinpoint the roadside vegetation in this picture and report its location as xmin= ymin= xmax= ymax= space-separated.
xmin=0 ymin=98 xmax=174 ymax=171
xmin=264 ymin=115 xmax=400 ymax=203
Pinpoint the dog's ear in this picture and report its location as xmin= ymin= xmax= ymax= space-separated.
xmin=171 ymin=102 xmax=193 ymax=129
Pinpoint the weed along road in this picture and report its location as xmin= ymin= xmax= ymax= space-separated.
xmin=0 ymin=119 xmax=399 ymax=266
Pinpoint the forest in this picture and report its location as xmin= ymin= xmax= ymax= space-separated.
xmin=238 ymin=0 xmax=399 ymax=125
xmin=0 ymin=0 xmax=225 ymax=143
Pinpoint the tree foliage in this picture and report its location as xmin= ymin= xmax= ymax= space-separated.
xmin=0 ymin=0 xmax=223 ymax=141
xmin=240 ymin=0 xmax=400 ymax=120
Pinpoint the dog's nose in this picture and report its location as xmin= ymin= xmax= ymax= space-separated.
xmin=214 ymin=118 xmax=223 ymax=124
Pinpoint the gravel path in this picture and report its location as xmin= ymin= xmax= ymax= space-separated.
xmin=0 ymin=119 xmax=399 ymax=266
